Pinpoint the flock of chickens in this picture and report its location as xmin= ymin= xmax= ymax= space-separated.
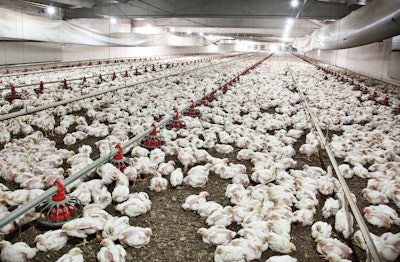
xmin=0 ymin=52 xmax=399 ymax=262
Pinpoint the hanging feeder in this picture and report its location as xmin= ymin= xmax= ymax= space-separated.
xmin=97 ymin=74 xmax=104 ymax=84
xmin=207 ymin=89 xmax=217 ymax=102
xmin=393 ymin=104 xmax=400 ymax=115
xmin=134 ymin=68 xmax=140 ymax=76
xmin=196 ymin=94 xmax=209 ymax=107
xmin=361 ymin=87 xmax=369 ymax=95
xmin=110 ymin=144 xmax=132 ymax=172
xmin=152 ymin=64 xmax=156 ymax=72
xmin=352 ymin=83 xmax=361 ymax=91
xmin=36 ymin=179 xmax=82 ymax=228
xmin=111 ymin=72 xmax=117 ymax=81
xmin=144 ymin=66 xmax=148 ymax=73
xmin=5 ymin=85 xmax=22 ymax=102
xmin=140 ymin=123 xmax=165 ymax=150
xmin=183 ymin=100 xmax=201 ymax=118
xmin=81 ymin=76 xmax=87 ymax=85
xmin=34 ymin=81 xmax=44 ymax=95
xmin=62 ymin=79 xmax=70 ymax=90
xmin=124 ymin=70 xmax=129 ymax=77
xmin=369 ymin=89 xmax=377 ymax=101
xmin=381 ymin=96 xmax=389 ymax=106
xmin=166 ymin=109 xmax=186 ymax=130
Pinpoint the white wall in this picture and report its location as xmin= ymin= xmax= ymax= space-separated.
xmin=0 ymin=42 xmax=62 ymax=65
xmin=305 ymin=38 xmax=400 ymax=86
xmin=62 ymin=44 xmax=219 ymax=62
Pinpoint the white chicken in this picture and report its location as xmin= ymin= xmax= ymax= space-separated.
xmin=170 ymin=168 xmax=184 ymax=187
xmin=55 ymin=247 xmax=83 ymax=262
xmin=335 ymin=206 xmax=354 ymax=239
xmin=214 ymin=244 xmax=246 ymax=262
xmin=315 ymin=237 xmax=353 ymax=259
xmin=266 ymin=255 xmax=298 ymax=262
xmin=198 ymin=201 xmax=224 ymax=217
xmin=102 ymin=216 xmax=130 ymax=241
xmin=266 ymin=231 xmax=296 ymax=254
xmin=96 ymin=163 xmax=121 ymax=184
xmin=61 ymin=216 xmax=104 ymax=242
xmin=112 ymin=172 xmax=130 ymax=203
xmin=157 ymin=160 xmax=175 ymax=176
xmin=149 ymin=172 xmax=168 ymax=192
xmin=116 ymin=192 xmax=152 ymax=217
xmin=177 ymin=148 xmax=196 ymax=173
xmin=250 ymin=166 xmax=279 ymax=184
xmin=34 ymin=229 xmax=68 ymax=252
xmin=197 ymin=225 xmax=236 ymax=246
xmin=131 ymin=146 xmax=150 ymax=157
xmin=0 ymin=240 xmax=37 ymax=262
xmin=181 ymin=191 xmax=209 ymax=211
xmin=206 ymin=206 xmax=233 ymax=226
xmin=311 ymin=221 xmax=332 ymax=239
xmin=97 ymin=238 xmax=127 ymax=262
xmin=361 ymin=188 xmax=389 ymax=205
xmin=318 ymin=165 xmax=336 ymax=195
xmin=322 ymin=197 xmax=341 ymax=218
xmin=118 ymin=226 xmax=152 ymax=248
xmin=215 ymin=144 xmax=234 ymax=154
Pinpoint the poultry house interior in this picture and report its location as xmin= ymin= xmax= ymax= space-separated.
xmin=0 ymin=1 xmax=400 ymax=262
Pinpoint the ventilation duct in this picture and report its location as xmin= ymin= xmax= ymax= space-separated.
xmin=293 ymin=0 xmax=400 ymax=51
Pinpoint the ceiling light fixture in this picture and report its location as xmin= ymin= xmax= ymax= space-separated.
xmin=291 ymin=0 xmax=299 ymax=7
xmin=110 ymin=17 xmax=117 ymax=24
xmin=46 ymin=6 xmax=56 ymax=15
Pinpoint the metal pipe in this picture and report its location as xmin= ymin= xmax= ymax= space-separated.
xmin=287 ymin=64 xmax=381 ymax=262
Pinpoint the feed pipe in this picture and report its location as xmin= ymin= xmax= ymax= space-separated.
xmin=0 ymin=53 xmax=191 ymax=77
xmin=0 ymin=59 xmax=194 ymax=91
xmin=0 ymin=53 xmax=257 ymax=122
xmin=0 ymin=53 xmax=233 ymax=79
xmin=0 ymin=54 xmax=241 ymax=91
xmin=0 ymin=54 xmax=269 ymax=229
xmin=287 ymin=65 xmax=381 ymax=262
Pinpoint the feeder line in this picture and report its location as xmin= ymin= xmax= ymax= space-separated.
xmin=0 ymin=54 xmax=240 ymax=90
xmin=0 ymin=53 xmax=266 ymax=229
xmin=287 ymin=64 xmax=381 ymax=262
xmin=0 ymin=53 xmax=257 ymax=121
xmin=0 ymin=53 xmax=196 ymax=78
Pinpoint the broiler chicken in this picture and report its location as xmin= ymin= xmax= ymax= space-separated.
xmin=116 ymin=192 xmax=152 ymax=217
xmin=315 ymin=237 xmax=353 ymax=259
xmin=97 ymin=238 xmax=127 ymax=262
xmin=118 ymin=226 xmax=152 ymax=248
xmin=157 ymin=160 xmax=175 ymax=176
xmin=250 ymin=166 xmax=279 ymax=184
xmin=0 ymin=240 xmax=37 ymax=262
xmin=215 ymin=144 xmax=234 ymax=154
xmin=102 ymin=216 xmax=130 ymax=241
xmin=177 ymin=148 xmax=196 ymax=173
xmin=266 ymin=255 xmax=298 ymax=262
xmin=56 ymin=247 xmax=83 ymax=262
xmin=311 ymin=221 xmax=332 ymax=239
xmin=266 ymin=231 xmax=296 ymax=254
xmin=181 ymin=191 xmax=209 ymax=211
xmin=197 ymin=225 xmax=236 ymax=246
xmin=335 ymin=206 xmax=354 ymax=239
xmin=34 ymin=229 xmax=68 ymax=252
xmin=322 ymin=197 xmax=340 ymax=218
xmin=206 ymin=206 xmax=233 ymax=226
xmin=361 ymin=188 xmax=389 ymax=205
xmin=170 ymin=168 xmax=183 ymax=187
xmin=61 ymin=216 xmax=104 ymax=243
xmin=149 ymin=172 xmax=168 ymax=192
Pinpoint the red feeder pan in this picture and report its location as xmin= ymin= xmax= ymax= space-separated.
xmin=124 ymin=70 xmax=129 ymax=77
xmin=183 ymin=100 xmax=201 ymax=118
xmin=140 ymin=123 xmax=166 ymax=150
xmin=112 ymin=72 xmax=117 ymax=81
xmin=207 ymin=89 xmax=217 ymax=102
xmin=97 ymin=74 xmax=104 ymax=84
xmin=166 ymin=109 xmax=186 ymax=130
xmin=62 ymin=79 xmax=70 ymax=89
xmin=352 ymin=83 xmax=361 ymax=91
xmin=361 ymin=87 xmax=369 ymax=95
xmin=110 ymin=144 xmax=132 ymax=172
xmin=5 ymin=85 xmax=22 ymax=102
xmin=35 ymin=81 xmax=44 ymax=95
xmin=196 ymin=94 xmax=209 ymax=107
xmin=381 ymin=96 xmax=389 ymax=106
xmin=134 ymin=68 xmax=141 ymax=76
xmin=369 ymin=89 xmax=377 ymax=101
xmin=36 ymin=179 xmax=82 ymax=228
xmin=393 ymin=104 xmax=400 ymax=115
